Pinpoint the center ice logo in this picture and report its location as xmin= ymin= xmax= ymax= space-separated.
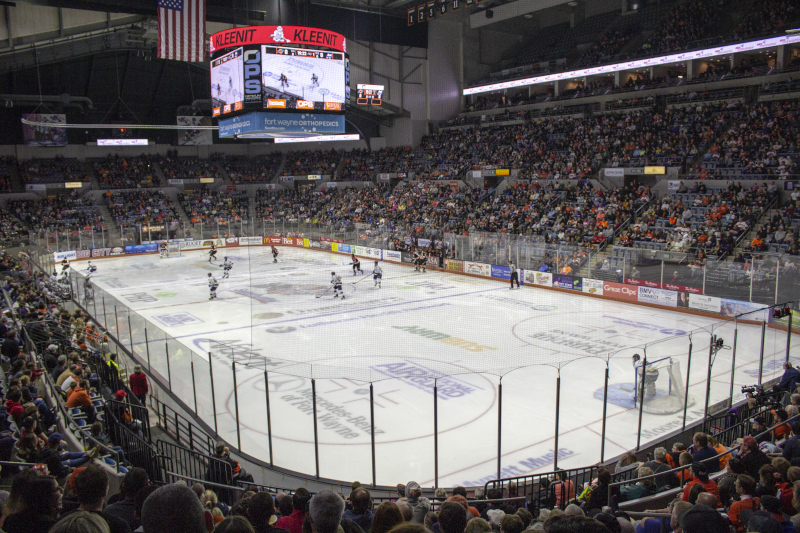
xmin=270 ymin=26 xmax=291 ymax=43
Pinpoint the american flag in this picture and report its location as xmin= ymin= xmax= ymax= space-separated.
xmin=157 ymin=0 xmax=206 ymax=62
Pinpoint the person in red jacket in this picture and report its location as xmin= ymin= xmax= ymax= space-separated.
xmin=728 ymin=474 xmax=761 ymax=532
xmin=129 ymin=365 xmax=149 ymax=406
xmin=682 ymin=462 xmax=719 ymax=505
xmin=4 ymin=388 xmax=24 ymax=425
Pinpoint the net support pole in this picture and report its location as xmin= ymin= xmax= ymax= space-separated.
xmin=209 ymin=354 xmax=218 ymax=434
xmin=554 ymin=370 xmax=561 ymax=470
xmin=165 ymin=337 xmax=172 ymax=391
xmin=312 ymin=378 xmax=320 ymax=479
xmin=232 ymin=362 xmax=241 ymax=451
xmin=729 ymin=324 xmax=738 ymax=404
xmin=370 ymin=383 xmax=376 ymax=488
xmin=264 ymin=371 xmax=274 ymax=467
xmin=787 ymin=313 xmax=793 ymax=364
xmin=704 ymin=336 xmax=715 ymax=416
xmin=434 ymin=379 xmax=439 ymax=487
xmin=497 ymin=378 xmax=502 ymax=480
xmin=758 ymin=321 xmax=766 ymax=385
xmin=636 ymin=352 xmax=646 ymax=451
xmin=600 ymin=365 xmax=609 ymax=462
xmin=127 ymin=315 xmax=134 ymax=353
xmin=144 ymin=327 xmax=151 ymax=371
xmin=190 ymin=361 xmax=198 ymax=415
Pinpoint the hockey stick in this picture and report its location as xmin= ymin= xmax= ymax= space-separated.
xmin=315 ymin=286 xmax=333 ymax=298
xmin=351 ymin=273 xmax=373 ymax=285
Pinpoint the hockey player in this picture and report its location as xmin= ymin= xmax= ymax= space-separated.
xmin=85 ymin=261 xmax=98 ymax=280
xmin=420 ymin=250 xmax=428 ymax=273
xmin=351 ymin=255 xmax=363 ymax=276
xmin=331 ymin=271 xmax=344 ymax=299
xmin=208 ymin=243 xmax=218 ymax=263
xmin=159 ymin=241 xmax=169 ymax=258
xmin=272 ymin=246 xmax=279 ymax=263
xmin=413 ymin=249 xmax=422 ymax=272
xmin=61 ymin=258 xmax=70 ymax=273
xmin=311 ymin=73 xmax=319 ymax=86
xmin=373 ymin=261 xmax=382 ymax=289
xmin=208 ymin=273 xmax=219 ymax=300
xmin=222 ymin=257 xmax=233 ymax=279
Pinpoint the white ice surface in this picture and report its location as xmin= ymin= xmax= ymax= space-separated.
xmin=78 ymin=247 xmax=797 ymax=486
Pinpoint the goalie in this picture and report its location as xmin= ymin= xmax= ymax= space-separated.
xmin=632 ymin=354 xmax=659 ymax=401
xmin=159 ymin=241 xmax=169 ymax=258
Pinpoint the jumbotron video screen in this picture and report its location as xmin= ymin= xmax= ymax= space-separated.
xmin=261 ymin=46 xmax=347 ymax=111
xmin=211 ymin=47 xmax=245 ymax=114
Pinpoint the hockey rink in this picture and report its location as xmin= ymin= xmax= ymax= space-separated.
xmin=76 ymin=246 xmax=800 ymax=486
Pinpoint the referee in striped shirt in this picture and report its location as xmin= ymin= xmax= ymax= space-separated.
xmin=509 ymin=261 xmax=520 ymax=289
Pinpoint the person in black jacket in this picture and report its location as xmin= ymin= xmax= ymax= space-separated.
xmin=782 ymin=422 xmax=800 ymax=467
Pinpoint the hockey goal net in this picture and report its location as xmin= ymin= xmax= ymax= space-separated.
xmin=633 ymin=357 xmax=695 ymax=414
xmin=160 ymin=242 xmax=182 ymax=258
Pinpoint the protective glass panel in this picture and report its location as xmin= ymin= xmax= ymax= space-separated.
xmin=191 ymin=351 xmax=217 ymax=432
xmin=499 ymin=366 xmax=558 ymax=478
xmin=558 ymin=358 xmax=607 ymax=469
xmin=167 ymin=338 xmax=195 ymax=417
xmin=373 ymin=377 xmax=434 ymax=486
xmin=314 ymin=377 xmax=372 ymax=484
xmin=145 ymin=323 xmax=170 ymax=387
xmin=129 ymin=313 xmax=149 ymax=369
xmin=268 ymin=372 xmax=316 ymax=476
xmin=208 ymin=343 xmax=239 ymax=450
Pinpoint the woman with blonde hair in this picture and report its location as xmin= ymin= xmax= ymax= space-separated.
xmin=49 ymin=510 xmax=111 ymax=533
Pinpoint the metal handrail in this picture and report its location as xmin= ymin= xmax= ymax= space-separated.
xmin=607 ymin=411 xmax=800 ymax=506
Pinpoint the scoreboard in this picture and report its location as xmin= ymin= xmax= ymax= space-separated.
xmin=357 ymin=84 xmax=384 ymax=106
xmin=209 ymin=25 xmax=350 ymax=119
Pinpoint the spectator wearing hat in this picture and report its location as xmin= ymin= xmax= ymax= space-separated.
xmin=620 ymin=467 xmax=657 ymax=501
xmin=682 ymin=461 xmax=719 ymax=505
xmin=752 ymin=417 xmax=773 ymax=444
xmin=129 ymin=365 xmax=149 ymax=406
xmin=741 ymin=436 xmax=773 ymax=478
xmin=759 ymin=495 xmax=795 ymax=531
xmin=730 ymin=474 xmax=761 ymax=531
xmin=405 ymin=481 xmax=430 ymax=523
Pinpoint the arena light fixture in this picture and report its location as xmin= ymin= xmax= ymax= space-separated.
xmin=464 ymin=33 xmax=800 ymax=95
xmin=273 ymin=134 xmax=360 ymax=143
